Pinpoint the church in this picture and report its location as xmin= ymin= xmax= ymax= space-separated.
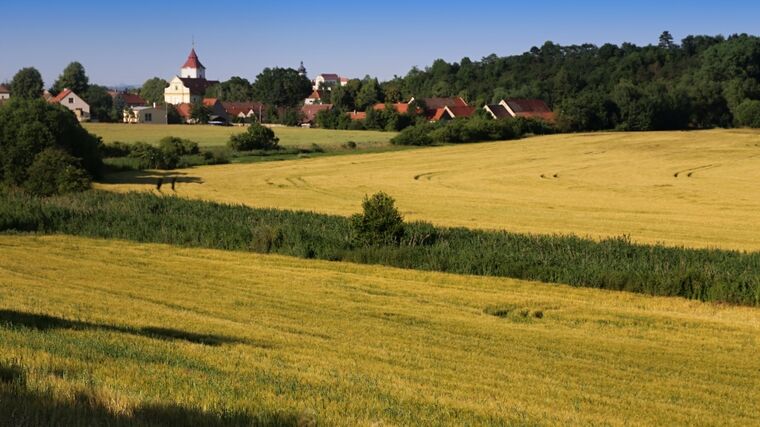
xmin=164 ymin=47 xmax=219 ymax=105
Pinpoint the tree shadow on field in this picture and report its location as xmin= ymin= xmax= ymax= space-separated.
xmin=0 ymin=379 xmax=307 ymax=427
xmin=97 ymin=170 xmax=204 ymax=187
xmin=0 ymin=309 xmax=251 ymax=347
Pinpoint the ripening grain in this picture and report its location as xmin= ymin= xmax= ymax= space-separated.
xmin=98 ymin=129 xmax=760 ymax=251
xmin=1 ymin=235 xmax=758 ymax=425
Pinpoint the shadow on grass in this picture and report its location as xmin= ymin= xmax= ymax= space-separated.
xmin=0 ymin=383 xmax=306 ymax=427
xmin=98 ymin=170 xmax=204 ymax=187
xmin=0 ymin=310 xmax=250 ymax=347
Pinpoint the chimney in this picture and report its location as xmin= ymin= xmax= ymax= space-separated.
xmin=153 ymin=102 xmax=156 ymax=108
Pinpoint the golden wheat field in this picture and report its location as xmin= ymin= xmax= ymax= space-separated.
xmin=99 ymin=129 xmax=760 ymax=251
xmin=0 ymin=234 xmax=758 ymax=425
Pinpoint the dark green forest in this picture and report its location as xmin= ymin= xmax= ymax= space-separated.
xmin=378 ymin=32 xmax=760 ymax=131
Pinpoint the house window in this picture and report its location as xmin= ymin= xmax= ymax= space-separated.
xmin=175 ymin=86 xmax=178 ymax=90
xmin=145 ymin=113 xmax=152 ymax=122
xmin=68 ymin=98 xmax=74 ymax=104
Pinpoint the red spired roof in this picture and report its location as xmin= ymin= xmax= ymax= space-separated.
xmin=49 ymin=89 xmax=73 ymax=104
xmin=182 ymin=48 xmax=204 ymax=69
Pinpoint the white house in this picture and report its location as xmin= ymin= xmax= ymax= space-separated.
xmin=313 ymin=73 xmax=348 ymax=91
xmin=49 ymin=89 xmax=90 ymax=122
xmin=164 ymin=47 xmax=219 ymax=105
xmin=123 ymin=105 xmax=168 ymax=124
xmin=0 ymin=84 xmax=10 ymax=101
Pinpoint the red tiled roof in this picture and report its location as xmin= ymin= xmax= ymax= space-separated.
xmin=373 ymin=103 xmax=410 ymax=114
xmin=117 ymin=93 xmax=146 ymax=107
xmin=202 ymin=98 xmax=219 ymax=107
xmin=175 ymin=103 xmax=192 ymax=119
xmin=301 ymin=104 xmax=332 ymax=123
xmin=49 ymin=89 xmax=73 ymax=104
xmin=222 ymin=101 xmax=264 ymax=117
xmin=0 ymin=84 xmax=10 ymax=94
xmin=430 ymin=108 xmax=447 ymax=121
xmin=504 ymin=99 xmax=551 ymax=114
xmin=182 ymin=48 xmax=204 ymax=69
xmin=348 ymin=111 xmax=367 ymax=121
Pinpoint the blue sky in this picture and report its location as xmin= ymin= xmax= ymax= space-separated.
xmin=1 ymin=1 xmax=758 ymax=87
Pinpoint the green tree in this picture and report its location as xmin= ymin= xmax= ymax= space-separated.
xmin=251 ymin=67 xmax=312 ymax=107
xmin=52 ymin=62 xmax=89 ymax=95
xmin=228 ymin=123 xmax=279 ymax=151
xmin=24 ymin=148 xmax=91 ymax=196
xmin=140 ymin=77 xmax=168 ymax=105
xmin=355 ymin=77 xmax=382 ymax=110
xmin=733 ymin=99 xmax=760 ymax=127
xmin=190 ymin=102 xmax=211 ymax=124
xmin=220 ymin=76 xmax=253 ymax=101
xmin=659 ymin=31 xmax=676 ymax=49
xmin=84 ymin=85 xmax=113 ymax=122
xmin=10 ymin=67 xmax=44 ymax=100
xmin=350 ymin=192 xmax=405 ymax=246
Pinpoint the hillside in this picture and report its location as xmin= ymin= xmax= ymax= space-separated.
xmin=99 ymin=129 xmax=760 ymax=251
xmin=1 ymin=234 xmax=758 ymax=425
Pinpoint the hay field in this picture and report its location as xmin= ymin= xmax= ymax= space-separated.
xmin=83 ymin=123 xmax=394 ymax=150
xmin=100 ymin=129 xmax=760 ymax=251
xmin=1 ymin=234 xmax=758 ymax=425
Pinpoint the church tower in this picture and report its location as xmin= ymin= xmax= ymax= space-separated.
xmin=180 ymin=47 xmax=206 ymax=79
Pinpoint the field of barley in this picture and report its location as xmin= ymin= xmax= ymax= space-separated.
xmin=1 ymin=234 xmax=758 ymax=426
xmin=83 ymin=123 xmax=395 ymax=150
xmin=99 ymin=129 xmax=760 ymax=251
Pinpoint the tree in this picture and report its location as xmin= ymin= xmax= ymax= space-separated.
xmin=24 ymin=148 xmax=91 ymax=196
xmin=190 ymin=102 xmax=211 ymax=124
xmin=733 ymin=99 xmax=760 ymax=127
xmin=220 ymin=76 xmax=253 ymax=101
xmin=251 ymin=67 xmax=312 ymax=107
xmin=350 ymin=192 xmax=405 ymax=246
xmin=0 ymin=99 xmax=102 ymax=193
xmin=10 ymin=67 xmax=44 ymax=100
xmin=228 ymin=123 xmax=279 ymax=151
xmin=659 ymin=31 xmax=676 ymax=49
xmin=84 ymin=85 xmax=113 ymax=122
xmin=355 ymin=77 xmax=382 ymax=110
xmin=52 ymin=61 xmax=89 ymax=95
xmin=140 ymin=77 xmax=168 ymax=105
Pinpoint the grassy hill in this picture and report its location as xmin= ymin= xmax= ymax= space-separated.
xmin=1 ymin=234 xmax=758 ymax=426
xmin=99 ymin=129 xmax=760 ymax=251
xmin=83 ymin=123 xmax=395 ymax=151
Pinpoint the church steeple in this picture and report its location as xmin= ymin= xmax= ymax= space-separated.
xmin=298 ymin=61 xmax=307 ymax=77
xmin=180 ymin=46 xmax=206 ymax=79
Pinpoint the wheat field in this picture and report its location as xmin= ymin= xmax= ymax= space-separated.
xmin=0 ymin=234 xmax=758 ymax=425
xmin=84 ymin=123 xmax=394 ymax=150
xmin=99 ymin=129 xmax=760 ymax=251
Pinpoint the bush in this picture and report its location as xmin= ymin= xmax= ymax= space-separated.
xmin=24 ymin=148 xmax=90 ymax=196
xmin=391 ymin=123 xmax=436 ymax=146
xmin=100 ymin=141 xmax=132 ymax=158
xmin=733 ymin=100 xmax=760 ymax=127
xmin=128 ymin=142 xmax=178 ymax=169
xmin=228 ymin=124 xmax=280 ymax=151
xmin=159 ymin=136 xmax=200 ymax=157
xmin=350 ymin=192 xmax=405 ymax=246
xmin=0 ymin=99 xmax=102 ymax=191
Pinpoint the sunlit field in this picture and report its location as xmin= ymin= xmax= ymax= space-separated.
xmin=83 ymin=123 xmax=395 ymax=150
xmin=1 ymin=234 xmax=758 ymax=425
xmin=99 ymin=129 xmax=760 ymax=251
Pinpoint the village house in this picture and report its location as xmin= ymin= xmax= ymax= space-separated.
xmin=301 ymin=104 xmax=332 ymax=127
xmin=123 ymin=104 xmax=168 ymax=124
xmin=408 ymin=97 xmax=471 ymax=122
xmin=313 ymin=73 xmax=348 ymax=91
xmin=164 ymin=48 xmax=219 ymax=105
xmin=486 ymin=98 xmax=555 ymax=122
xmin=110 ymin=91 xmax=147 ymax=108
xmin=222 ymin=101 xmax=266 ymax=122
xmin=0 ymin=84 xmax=10 ymax=101
xmin=49 ymin=89 xmax=90 ymax=122
xmin=304 ymin=90 xmax=329 ymax=105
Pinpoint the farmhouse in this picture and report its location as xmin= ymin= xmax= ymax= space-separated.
xmin=222 ymin=101 xmax=265 ymax=122
xmin=0 ymin=84 xmax=10 ymax=101
xmin=123 ymin=105 xmax=168 ymax=124
xmin=499 ymin=98 xmax=556 ymax=122
xmin=483 ymin=103 xmax=512 ymax=119
xmin=110 ymin=91 xmax=147 ymax=108
xmin=408 ymin=97 xmax=470 ymax=122
xmin=49 ymin=89 xmax=90 ymax=122
xmin=304 ymin=90 xmax=329 ymax=105
xmin=164 ymin=48 xmax=219 ymax=105
xmin=313 ymin=73 xmax=349 ymax=91
xmin=301 ymin=104 xmax=333 ymax=126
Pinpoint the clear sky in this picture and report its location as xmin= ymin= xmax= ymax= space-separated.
xmin=1 ymin=0 xmax=758 ymax=88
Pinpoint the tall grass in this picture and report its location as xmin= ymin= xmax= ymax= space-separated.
xmin=1 ymin=190 xmax=758 ymax=306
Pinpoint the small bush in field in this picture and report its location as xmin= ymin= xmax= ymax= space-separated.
xmin=228 ymin=123 xmax=279 ymax=151
xmin=159 ymin=136 xmax=200 ymax=157
xmin=24 ymin=148 xmax=91 ymax=196
xmin=350 ymin=192 xmax=405 ymax=246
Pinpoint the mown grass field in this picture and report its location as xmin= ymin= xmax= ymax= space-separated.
xmin=1 ymin=234 xmax=759 ymax=425
xmin=99 ymin=129 xmax=760 ymax=251
xmin=83 ymin=123 xmax=395 ymax=151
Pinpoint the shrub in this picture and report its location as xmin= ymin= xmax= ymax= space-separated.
xmin=159 ymin=136 xmax=200 ymax=157
xmin=343 ymin=141 xmax=358 ymax=149
xmin=733 ymin=100 xmax=760 ymax=128
xmin=128 ymin=142 xmax=178 ymax=169
xmin=350 ymin=192 xmax=405 ymax=246
xmin=228 ymin=123 xmax=280 ymax=151
xmin=100 ymin=141 xmax=132 ymax=158
xmin=24 ymin=148 xmax=91 ymax=196
xmin=391 ymin=124 xmax=435 ymax=146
